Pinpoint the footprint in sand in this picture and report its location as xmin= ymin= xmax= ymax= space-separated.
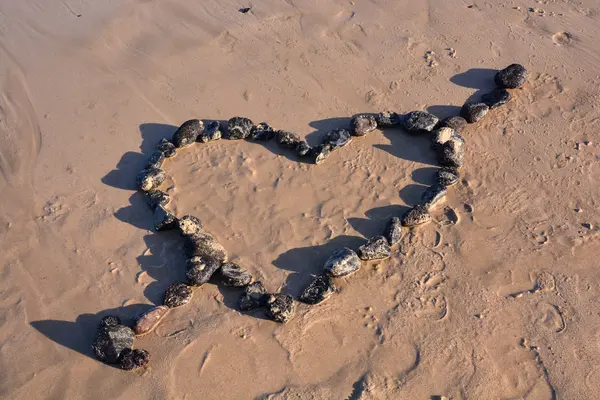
xmin=552 ymin=31 xmax=572 ymax=46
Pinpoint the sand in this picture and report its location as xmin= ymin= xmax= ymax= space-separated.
xmin=2 ymin=0 xmax=600 ymax=398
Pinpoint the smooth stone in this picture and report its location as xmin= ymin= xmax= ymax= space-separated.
xmin=438 ymin=140 xmax=465 ymax=168
xmin=144 ymin=189 xmax=170 ymax=211
xmin=219 ymin=262 xmax=253 ymax=287
xmin=385 ymin=217 xmax=403 ymax=246
xmin=147 ymin=151 xmax=165 ymax=169
xmin=495 ymin=63 xmax=528 ymax=89
xmin=228 ymin=116 xmax=254 ymax=140
xmin=186 ymin=256 xmax=221 ymax=287
xmin=265 ymin=293 xmax=295 ymax=323
xmin=163 ymin=282 xmax=193 ymax=308
xmin=482 ymin=88 xmax=511 ymax=109
xmin=101 ymin=315 xmax=121 ymax=328
xmin=323 ymin=247 xmax=361 ymax=277
xmin=250 ymin=122 xmax=276 ymax=141
xmin=154 ymin=205 xmax=177 ymax=231
xmin=276 ymin=130 xmax=301 ymax=149
xmin=178 ymin=215 xmax=203 ymax=237
xmin=119 ymin=348 xmax=150 ymax=371
xmin=310 ymin=144 xmax=331 ymax=165
xmin=239 ymin=281 xmax=268 ymax=311
xmin=375 ymin=111 xmax=402 ymax=128
xmin=134 ymin=306 xmax=169 ymax=336
xmin=405 ymin=111 xmax=439 ymax=133
xmin=438 ymin=116 xmax=468 ymax=133
xmin=461 ymin=102 xmax=489 ymax=123
xmin=351 ymin=115 xmax=378 ymax=136
xmin=173 ymin=119 xmax=203 ymax=148
xmin=136 ymin=167 xmax=166 ymax=192
xmin=157 ymin=138 xmax=177 ymax=158
xmin=401 ymin=205 xmax=432 ymax=228
xmin=185 ymin=233 xmax=228 ymax=263
xmin=198 ymin=120 xmax=222 ymax=143
xmin=92 ymin=324 xmax=135 ymax=364
xmin=299 ymin=274 xmax=335 ymax=305
xmin=323 ymin=129 xmax=352 ymax=150
xmin=358 ymin=236 xmax=391 ymax=261
xmin=421 ymin=185 xmax=448 ymax=210
xmin=437 ymin=167 xmax=460 ymax=187
xmin=296 ymin=141 xmax=312 ymax=157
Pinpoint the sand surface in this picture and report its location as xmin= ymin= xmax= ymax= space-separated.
xmin=2 ymin=0 xmax=600 ymax=399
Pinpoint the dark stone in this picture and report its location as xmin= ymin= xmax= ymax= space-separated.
xmin=296 ymin=141 xmax=312 ymax=157
xmin=228 ymin=117 xmax=254 ymax=140
xmin=385 ymin=217 xmax=403 ymax=246
xmin=239 ymin=281 xmax=268 ymax=311
xmin=358 ymin=236 xmax=391 ymax=261
xmin=431 ymin=127 xmax=463 ymax=150
xmin=163 ymin=282 xmax=193 ymax=308
xmin=186 ymin=256 xmax=221 ymax=287
xmin=101 ymin=315 xmax=121 ymax=328
xmin=154 ymin=205 xmax=178 ymax=231
xmin=276 ymin=130 xmax=301 ymax=149
xmin=173 ymin=119 xmax=203 ymax=148
xmin=437 ymin=167 xmax=459 ymax=187
xmin=119 ymin=348 xmax=150 ymax=371
xmin=147 ymin=151 xmax=165 ymax=169
xmin=198 ymin=120 xmax=222 ymax=143
xmin=461 ymin=102 xmax=489 ymax=123
xmin=323 ymin=129 xmax=352 ymax=150
xmin=185 ymin=232 xmax=228 ymax=263
xmin=421 ymin=185 xmax=448 ymax=210
xmin=178 ymin=215 xmax=203 ymax=237
xmin=323 ymin=247 xmax=361 ymax=277
xmin=405 ymin=111 xmax=439 ymax=133
xmin=250 ymin=122 xmax=276 ymax=141
xmin=310 ymin=144 xmax=331 ymax=165
xmin=136 ymin=167 xmax=166 ymax=192
xmin=265 ymin=293 xmax=295 ymax=323
xmin=144 ymin=189 xmax=170 ymax=211
xmin=482 ymin=88 xmax=511 ymax=109
xmin=351 ymin=115 xmax=378 ymax=136
xmin=401 ymin=205 xmax=432 ymax=228
xmin=375 ymin=111 xmax=402 ymax=128
xmin=92 ymin=324 xmax=135 ymax=364
xmin=157 ymin=138 xmax=177 ymax=158
xmin=495 ymin=64 xmax=528 ymax=89
xmin=219 ymin=262 xmax=253 ymax=287
xmin=300 ymin=274 xmax=335 ymax=304
xmin=438 ymin=116 xmax=468 ymax=133
xmin=438 ymin=140 xmax=465 ymax=168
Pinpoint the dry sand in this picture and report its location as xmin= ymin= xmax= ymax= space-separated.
xmin=2 ymin=0 xmax=600 ymax=399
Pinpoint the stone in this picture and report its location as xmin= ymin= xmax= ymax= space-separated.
xmin=92 ymin=323 xmax=135 ymax=364
xmin=185 ymin=232 xmax=228 ymax=263
xmin=178 ymin=215 xmax=203 ymax=237
xmin=276 ymin=130 xmax=301 ymax=149
xmin=438 ymin=116 xmax=468 ymax=133
xmin=401 ymin=205 xmax=431 ymax=228
xmin=385 ymin=217 xmax=403 ymax=246
xmin=437 ymin=167 xmax=460 ymax=187
xmin=296 ymin=141 xmax=312 ymax=157
xmin=147 ymin=151 xmax=165 ymax=169
xmin=198 ymin=120 xmax=222 ymax=143
xmin=101 ymin=315 xmax=121 ymax=328
xmin=358 ymin=236 xmax=391 ymax=261
xmin=482 ymin=88 xmax=511 ymax=109
xmin=154 ymin=205 xmax=178 ymax=231
xmin=421 ymin=184 xmax=447 ymax=210
xmin=375 ymin=111 xmax=402 ymax=128
xmin=136 ymin=167 xmax=166 ymax=192
xmin=323 ymin=247 xmax=361 ymax=277
xmin=495 ymin=64 xmax=528 ymax=89
xmin=405 ymin=111 xmax=439 ymax=133
xmin=351 ymin=115 xmax=378 ymax=136
xmin=219 ymin=262 xmax=253 ymax=287
xmin=163 ymin=282 xmax=193 ymax=308
xmin=186 ymin=256 xmax=221 ymax=286
xmin=227 ymin=116 xmax=254 ymax=140
xmin=134 ymin=306 xmax=169 ymax=336
xmin=323 ymin=129 xmax=352 ymax=150
xmin=250 ymin=122 xmax=276 ymax=141
xmin=173 ymin=119 xmax=203 ymax=148
xmin=265 ymin=293 xmax=295 ymax=323
xmin=431 ymin=127 xmax=463 ymax=150
xmin=157 ymin=138 xmax=177 ymax=158
xmin=119 ymin=348 xmax=150 ymax=371
xmin=299 ymin=274 xmax=335 ymax=304
xmin=461 ymin=102 xmax=489 ymax=123
xmin=144 ymin=189 xmax=170 ymax=211
xmin=310 ymin=144 xmax=331 ymax=165
xmin=239 ymin=281 xmax=268 ymax=311
xmin=438 ymin=140 xmax=465 ymax=168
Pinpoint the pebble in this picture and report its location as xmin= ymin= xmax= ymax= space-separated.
xmin=92 ymin=322 xmax=135 ymax=364
xmin=296 ymin=141 xmax=312 ymax=157
xmin=438 ymin=116 xmax=468 ymax=133
xmin=134 ymin=306 xmax=169 ymax=336
xmin=154 ymin=205 xmax=178 ymax=231
xmin=219 ymin=262 xmax=253 ymax=287
xmin=157 ymin=138 xmax=177 ymax=158
xmin=101 ymin=315 xmax=121 ymax=328
xmin=163 ymin=282 xmax=193 ymax=308
xmin=186 ymin=256 xmax=221 ymax=286
xmin=299 ymin=274 xmax=335 ymax=304
xmin=265 ymin=293 xmax=295 ymax=323
xmin=351 ymin=115 xmax=378 ymax=136
xmin=385 ymin=217 xmax=403 ymax=246
xmin=482 ymin=88 xmax=511 ymax=109
xmin=421 ymin=185 xmax=448 ymax=210
xmin=136 ymin=167 xmax=166 ymax=192
xmin=178 ymin=215 xmax=203 ymax=237
xmin=119 ymin=348 xmax=150 ymax=371
xmin=358 ymin=236 xmax=391 ymax=261
xmin=198 ymin=120 xmax=222 ymax=143
xmin=276 ymin=130 xmax=301 ymax=149
xmin=147 ymin=151 xmax=165 ymax=169
xmin=438 ymin=140 xmax=465 ymax=168
xmin=185 ymin=232 xmax=228 ymax=263
xmin=405 ymin=111 xmax=439 ymax=133
xmin=495 ymin=64 xmax=528 ymax=89
xmin=144 ymin=189 xmax=170 ymax=211
xmin=323 ymin=129 xmax=352 ymax=150
xmin=461 ymin=102 xmax=489 ymax=123
xmin=401 ymin=205 xmax=432 ymax=228
xmin=250 ymin=122 xmax=276 ymax=141
xmin=436 ymin=167 xmax=460 ymax=187
xmin=375 ymin=111 xmax=402 ymax=128
xmin=323 ymin=247 xmax=362 ymax=277
xmin=464 ymin=203 xmax=474 ymax=213
xmin=228 ymin=117 xmax=254 ymax=140
xmin=310 ymin=144 xmax=331 ymax=165
xmin=239 ymin=281 xmax=268 ymax=311
xmin=173 ymin=119 xmax=203 ymax=148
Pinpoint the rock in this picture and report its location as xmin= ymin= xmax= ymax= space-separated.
xmin=323 ymin=129 xmax=352 ymax=149
xmin=134 ymin=306 xmax=169 ymax=336
xmin=358 ymin=236 xmax=391 ymax=261
xmin=495 ymin=64 xmax=528 ymax=89
xmin=323 ymin=247 xmax=361 ymax=277
xmin=154 ymin=205 xmax=178 ymax=231
xmin=92 ymin=323 xmax=135 ymax=364
xmin=437 ymin=167 xmax=460 ymax=187
xmin=178 ymin=215 xmax=203 ymax=237
xmin=405 ymin=111 xmax=439 ymax=133
xmin=385 ymin=217 xmax=403 ymax=246
xmin=173 ymin=119 xmax=203 ymax=148
xmin=250 ymin=122 xmax=276 ymax=141
xmin=438 ymin=116 xmax=468 ymax=133
xmin=375 ymin=111 xmax=402 ymax=128
xmin=421 ymin=185 xmax=447 ymax=210
xmin=136 ymin=167 xmax=166 ymax=192
xmin=310 ymin=144 xmax=331 ymax=165
xmin=351 ymin=115 xmax=378 ymax=136
xmin=482 ymin=88 xmax=511 ymax=109
xmin=144 ymin=189 xmax=170 ymax=211
xmin=198 ymin=120 xmax=222 ymax=143
xmin=147 ymin=151 xmax=165 ymax=169
xmin=461 ymin=102 xmax=489 ymax=123
xmin=299 ymin=274 xmax=335 ymax=304
xmin=296 ymin=141 xmax=312 ymax=157
xmin=101 ymin=315 xmax=121 ymax=328
xmin=185 ymin=232 xmax=228 ymax=263
xmin=431 ymin=127 xmax=463 ymax=150
xmin=119 ymin=348 xmax=150 ymax=371
xmin=276 ymin=130 xmax=301 ymax=149
xmin=401 ymin=205 xmax=432 ymax=228
xmin=239 ymin=281 xmax=268 ymax=311
xmin=228 ymin=117 xmax=254 ymax=140
xmin=265 ymin=293 xmax=295 ymax=323
xmin=163 ymin=282 xmax=193 ymax=308
xmin=219 ymin=262 xmax=253 ymax=287
xmin=438 ymin=140 xmax=465 ymax=168
xmin=157 ymin=138 xmax=177 ymax=158
xmin=186 ymin=256 xmax=221 ymax=286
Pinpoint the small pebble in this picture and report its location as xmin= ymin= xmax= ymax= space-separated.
xmin=228 ymin=117 xmax=254 ymax=140
xmin=173 ymin=119 xmax=203 ymax=148
xmin=178 ymin=215 xmax=203 ymax=237
xmin=375 ymin=111 xmax=402 ymax=128
xmin=154 ymin=205 xmax=178 ymax=231
xmin=438 ymin=140 xmax=465 ymax=168
xmin=276 ymin=130 xmax=301 ymax=149
xmin=185 ymin=232 xmax=228 ymax=262
xmin=134 ymin=306 xmax=169 ymax=336
xmin=464 ymin=203 xmax=474 ymax=213
xmin=358 ymin=236 xmax=391 ymax=261
xmin=92 ymin=322 xmax=135 ymax=364
xmin=198 ymin=120 xmax=222 ymax=143
xmin=239 ymin=281 xmax=268 ymax=311
xmin=436 ymin=167 xmax=460 ymax=187
xmin=163 ymin=282 xmax=193 ymax=308
xmin=461 ymin=102 xmax=489 ymax=123
xmin=405 ymin=111 xmax=439 ymax=133
xmin=157 ymin=138 xmax=177 ymax=158
xmin=296 ymin=141 xmax=312 ymax=157
xmin=351 ymin=115 xmax=378 ymax=136
xmin=402 ymin=205 xmax=432 ymax=228
xmin=323 ymin=129 xmax=352 ymax=150
xmin=136 ymin=167 xmax=166 ymax=192
xmin=250 ymin=122 xmax=276 ymax=141
xmin=186 ymin=256 xmax=221 ymax=286
xmin=147 ymin=151 xmax=165 ymax=169
xmin=310 ymin=144 xmax=331 ymax=165
xmin=421 ymin=184 xmax=448 ymax=210
xmin=482 ymin=88 xmax=511 ymax=109
xmin=438 ymin=116 xmax=468 ymax=133
xmin=323 ymin=247 xmax=361 ymax=277
xmin=119 ymin=348 xmax=150 ymax=371
xmin=265 ymin=293 xmax=295 ymax=323
xmin=385 ymin=217 xmax=403 ymax=246
xmin=219 ymin=262 xmax=253 ymax=287
xmin=300 ymin=274 xmax=335 ymax=304
xmin=495 ymin=64 xmax=528 ymax=89
xmin=101 ymin=315 xmax=121 ymax=328
xmin=144 ymin=189 xmax=170 ymax=211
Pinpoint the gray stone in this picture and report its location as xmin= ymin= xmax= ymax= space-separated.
xmin=358 ymin=236 xmax=391 ymax=261
xmin=401 ymin=205 xmax=432 ymax=228
xmin=438 ymin=116 xmax=468 ymax=133
xmin=265 ymin=293 xmax=295 ymax=323
xmin=310 ymin=144 xmax=331 ymax=165
xmin=157 ymin=138 xmax=177 ymax=158
xmin=323 ymin=129 xmax=352 ymax=150
xmin=239 ymin=281 xmax=268 ymax=311
xmin=178 ymin=215 xmax=203 ymax=237
xmin=163 ymin=282 xmax=193 ymax=308
xmin=144 ymin=189 xmax=170 ymax=211
xmin=351 ymin=115 xmax=378 ymax=136
xmin=173 ymin=119 xmax=203 ymax=148
xmin=482 ymin=88 xmax=511 ymax=109
xmin=323 ymin=247 xmax=361 ymax=277
xmin=134 ymin=306 xmax=169 ymax=336
xmin=296 ymin=141 xmax=312 ymax=157
xmin=276 ymin=130 xmax=301 ymax=149
xmin=147 ymin=151 xmax=165 ymax=169
xmin=250 ymin=122 xmax=276 ymax=141
xmin=219 ymin=262 xmax=253 ymax=287
xmin=461 ymin=102 xmax=489 ymax=123
xmin=186 ymin=256 xmax=221 ymax=287
xmin=154 ymin=205 xmax=177 ymax=231
xmin=299 ymin=274 xmax=335 ymax=304
xmin=228 ymin=117 xmax=254 ymax=140
xmin=198 ymin=120 xmax=222 ymax=143
xmin=385 ymin=217 xmax=403 ymax=246
xmin=92 ymin=323 xmax=135 ymax=364
xmin=405 ymin=111 xmax=439 ymax=133
xmin=421 ymin=185 xmax=447 ymax=210
xmin=375 ymin=111 xmax=402 ymax=128
xmin=136 ymin=167 xmax=166 ymax=192
xmin=438 ymin=140 xmax=465 ymax=168
xmin=437 ymin=167 xmax=460 ymax=187
xmin=495 ymin=64 xmax=528 ymax=89
xmin=431 ymin=127 xmax=463 ymax=150
xmin=119 ymin=348 xmax=150 ymax=371
xmin=185 ymin=232 xmax=227 ymax=263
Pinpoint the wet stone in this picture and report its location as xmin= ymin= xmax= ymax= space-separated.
xmin=92 ymin=323 xmax=135 ymax=364
xmin=228 ymin=116 xmax=254 ymax=140
xmin=375 ymin=111 xmax=402 ymax=128
xmin=276 ymin=130 xmax=301 ymax=149
xmin=358 ymin=236 xmax=391 ymax=261
xmin=134 ymin=306 xmax=169 ymax=336
xmin=323 ymin=129 xmax=352 ymax=150
xmin=296 ymin=141 xmax=312 ymax=157
xmin=495 ymin=63 xmax=528 ymax=89
xmin=219 ymin=262 xmax=253 ymax=287
xmin=300 ymin=274 xmax=335 ymax=305
xmin=438 ymin=140 xmax=465 ymax=169
xmin=461 ymin=102 xmax=489 ymax=123
xmin=198 ymin=120 xmax=222 ymax=143
xmin=239 ymin=281 xmax=268 ymax=311
xmin=351 ymin=115 xmax=378 ymax=136
xmin=265 ymin=293 xmax=295 ymax=323
xmin=437 ymin=167 xmax=460 ymax=187
xmin=421 ymin=184 xmax=448 ymax=210
xmin=145 ymin=189 xmax=170 ymax=211
xmin=405 ymin=111 xmax=439 ymax=133
xmin=136 ymin=167 xmax=166 ymax=192
xmin=101 ymin=315 xmax=121 ymax=328
xmin=402 ymin=205 xmax=432 ymax=228
xmin=310 ymin=144 xmax=331 ymax=165
xmin=185 ymin=233 xmax=228 ymax=263
xmin=482 ymin=88 xmax=511 ymax=109
xmin=178 ymin=215 xmax=203 ymax=237
xmin=173 ymin=119 xmax=203 ymax=148
xmin=385 ymin=217 xmax=403 ymax=246
xmin=250 ymin=122 xmax=275 ymax=141
xmin=163 ymin=282 xmax=193 ymax=308
xmin=147 ymin=151 xmax=165 ymax=169
xmin=323 ymin=247 xmax=361 ymax=277
xmin=186 ymin=256 xmax=221 ymax=287
xmin=438 ymin=116 xmax=468 ymax=133
xmin=119 ymin=348 xmax=150 ymax=371
xmin=154 ymin=205 xmax=177 ymax=231
xmin=157 ymin=138 xmax=177 ymax=158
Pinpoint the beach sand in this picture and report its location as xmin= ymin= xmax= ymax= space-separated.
xmin=2 ymin=0 xmax=600 ymax=398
